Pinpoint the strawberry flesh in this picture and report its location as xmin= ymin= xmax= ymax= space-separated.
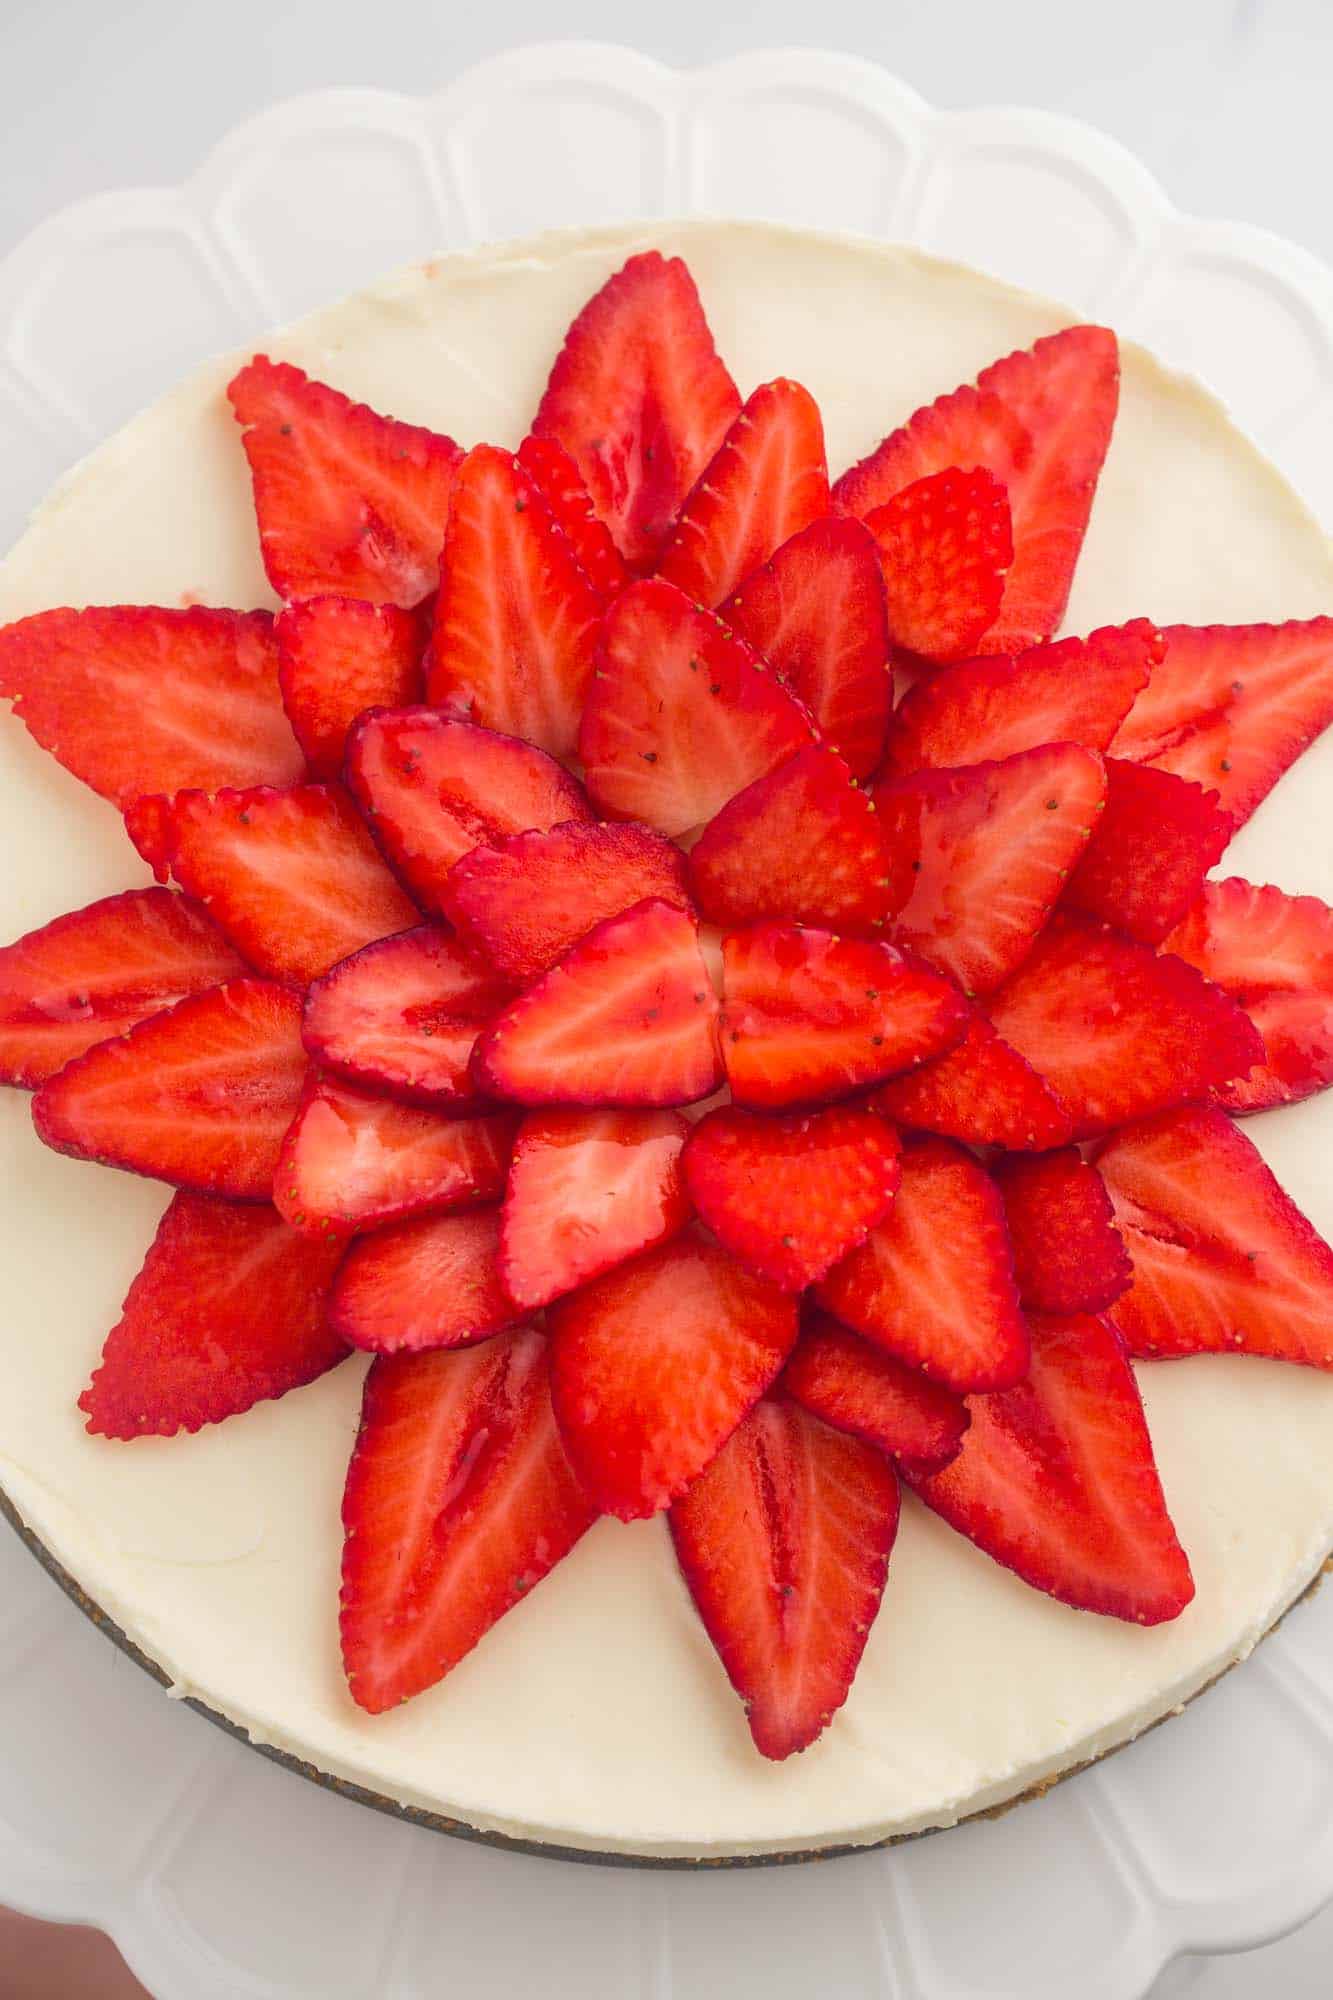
xmin=275 ymin=595 xmax=425 ymax=780
xmin=516 ymin=434 xmax=631 ymax=602
xmin=873 ymin=1015 xmax=1075 ymax=1151
xmin=865 ymin=467 xmax=1012 ymax=663
xmin=782 ymin=1312 xmax=968 ymax=1470
xmin=1061 ymin=759 xmax=1232 ymax=945
xmin=330 ymin=1206 xmax=523 ymax=1354
xmin=993 ymin=1147 xmax=1131 ymax=1314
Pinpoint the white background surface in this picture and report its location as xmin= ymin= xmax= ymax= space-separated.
xmin=1 ymin=5 xmax=1331 ymax=1996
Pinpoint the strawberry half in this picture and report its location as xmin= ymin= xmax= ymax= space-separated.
xmin=865 ymin=467 xmax=1012 ymax=663
xmin=1061 ymin=760 xmax=1232 ymax=945
xmin=993 ymin=1147 xmax=1131 ymax=1314
xmin=516 ymin=434 xmax=631 ymax=602
xmin=782 ymin=1312 xmax=968 ymax=1470
xmin=873 ymin=1015 xmax=1076 ymax=1151
xmin=330 ymin=1206 xmax=523 ymax=1355
xmin=275 ymin=595 xmax=425 ymax=780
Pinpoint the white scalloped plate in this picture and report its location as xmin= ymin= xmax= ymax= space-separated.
xmin=3 ymin=42 xmax=1333 ymax=2000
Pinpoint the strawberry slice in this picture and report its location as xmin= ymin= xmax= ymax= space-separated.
xmin=425 ymin=444 xmax=603 ymax=761
xmin=689 ymin=746 xmax=908 ymax=933
xmin=0 ymin=888 xmax=244 ymax=1088
xmin=669 ymin=1396 xmax=899 ymax=1758
xmin=865 ymin=467 xmax=1012 ymax=663
xmin=548 ymin=1231 xmax=798 ymax=1520
xmin=531 ymin=250 xmax=741 ymax=572
xmin=872 ymin=1015 xmax=1075 ymax=1151
xmin=1096 ymin=1106 xmax=1333 ymax=1368
xmin=817 ymin=1137 xmax=1028 ymax=1392
xmin=302 ymin=925 xmax=513 ymax=1106
xmin=719 ymin=924 xmax=969 ymax=1110
xmin=580 ymin=579 xmax=817 ymax=837
xmin=346 ymin=708 xmax=591 ymax=913
xmin=330 ymin=1207 xmax=523 ymax=1354
xmin=1164 ymin=878 xmax=1333 ymax=1112
xmin=833 ymin=325 xmax=1119 ymax=652
xmin=442 ymin=820 xmax=690 ymax=984
xmin=474 ymin=899 xmax=721 ymax=1108
xmin=274 ymin=1072 xmax=515 ymax=1239
xmin=79 ymin=1191 xmax=346 ymax=1439
xmin=1061 ymin=760 xmax=1232 ymax=945
xmin=720 ymin=516 xmax=890 ymax=779
xmin=0 ymin=605 xmax=303 ymax=809
xmin=986 ymin=915 xmax=1263 ymax=1137
xmin=166 ymin=784 xmax=419 ymax=986
xmin=782 ymin=1312 xmax=968 ymax=1470
xmin=903 ymin=1310 xmax=1194 ymax=1623
xmin=275 ymin=595 xmax=425 ymax=780
xmin=655 ymin=379 xmax=830 ymax=609
xmin=341 ymin=1329 xmax=597 ymax=1712
xmin=993 ymin=1147 xmax=1131 ymax=1314
xmin=125 ymin=793 xmax=180 ymax=883
xmin=33 ymin=978 xmax=305 ymax=1199
xmin=227 ymin=355 xmax=463 ymax=606
xmin=875 ymin=743 xmax=1107 ymax=996
xmin=516 ymin=434 xmax=631 ymax=601
xmin=500 ymin=1107 xmax=690 ymax=1311
xmin=1110 ymin=618 xmax=1333 ymax=826
xmin=682 ymin=1103 xmax=900 ymax=1291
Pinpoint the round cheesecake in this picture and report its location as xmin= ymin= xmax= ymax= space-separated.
xmin=1 ymin=219 xmax=1332 ymax=1862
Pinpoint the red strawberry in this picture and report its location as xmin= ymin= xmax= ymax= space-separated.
xmin=125 ymin=793 xmax=179 ymax=883
xmin=0 ymin=606 xmax=303 ymax=809
xmin=531 ymin=250 xmax=741 ymax=572
xmin=167 ymin=784 xmax=419 ymax=986
xmin=548 ymin=1232 xmax=798 ymax=1520
xmin=516 ymin=434 xmax=631 ymax=601
xmin=817 ymin=1137 xmax=1029 ymax=1392
xmin=302 ymin=925 xmax=513 ymax=1106
xmin=833 ymin=325 xmax=1119 ymax=652
xmin=1163 ymin=878 xmax=1333 ymax=1112
xmin=499 ymin=1107 xmax=690 ymax=1311
xmin=986 ymin=915 xmax=1263 ymax=1137
xmin=669 ymin=1397 xmax=899 ymax=1758
xmin=1110 ymin=618 xmax=1333 ymax=827
xmin=442 ymin=820 xmax=690 ymax=984
xmin=720 ymin=516 xmax=891 ymax=779
xmin=275 ymin=595 xmax=425 ymax=780
xmin=341 ymin=1329 xmax=597 ymax=1712
xmin=688 ymin=746 xmax=908 ymax=933
xmin=227 ymin=355 xmax=463 ymax=606
xmin=1061 ymin=760 xmax=1232 ymax=945
xmin=782 ymin=1312 xmax=968 ymax=1470
xmin=866 ymin=467 xmax=1012 ymax=663
xmin=875 ymin=743 xmax=1107 ymax=996
xmin=0 ymin=888 xmax=244 ymax=1088
xmin=580 ymin=578 xmax=817 ymax=837
xmin=719 ymin=924 xmax=969 ymax=1110
xmin=474 ymin=899 xmax=721 ymax=1108
xmin=274 ymin=1072 xmax=515 ymax=1239
xmin=33 ymin=978 xmax=305 ymax=1199
xmin=425 ymin=444 xmax=603 ymax=761
xmin=873 ymin=1015 xmax=1076 ymax=1151
xmin=346 ymin=708 xmax=591 ymax=913
xmin=1096 ymin=1106 xmax=1333 ymax=1368
xmin=655 ymin=379 xmax=830 ymax=609
xmin=993 ymin=1147 xmax=1131 ymax=1314
xmin=682 ymin=1103 xmax=900 ymax=1291
xmin=904 ymin=1310 xmax=1194 ymax=1623
xmin=330 ymin=1207 xmax=523 ymax=1355
xmin=79 ymin=1191 xmax=346 ymax=1439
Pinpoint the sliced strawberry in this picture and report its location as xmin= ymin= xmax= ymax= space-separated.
xmin=475 ymin=899 xmax=721 ymax=1108
xmin=833 ymin=325 xmax=1119 ymax=652
xmin=993 ymin=1147 xmax=1131 ymax=1314
xmin=227 ymin=355 xmax=463 ymax=606
xmin=499 ymin=1107 xmax=690 ymax=1311
xmin=79 ymin=1191 xmax=346 ymax=1439
xmin=516 ymin=434 xmax=631 ymax=601
xmin=817 ymin=1138 xmax=1028 ymax=1393
xmin=689 ymin=746 xmax=908 ymax=933
xmin=720 ymin=516 xmax=891 ymax=779
xmin=655 ymin=379 xmax=830 ymax=609
xmin=341 ymin=1329 xmax=597 ymax=1712
xmin=33 ymin=978 xmax=304 ymax=1199
xmin=866 ymin=467 xmax=1012 ymax=663
xmin=1061 ymin=760 xmax=1231 ymax=945
xmin=782 ymin=1312 xmax=968 ymax=1470
xmin=330 ymin=1206 xmax=522 ymax=1355
xmin=1096 ymin=1106 xmax=1333 ymax=1368
xmin=302 ymin=925 xmax=513 ymax=1106
xmin=0 ymin=888 xmax=245 ymax=1088
xmin=442 ymin=820 xmax=690 ymax=984
xmin=682 ymin=1104 xmax=900 ymax=1291
xmin=1164 ymin=878 xmax=1333 ymax=1112
xmin=873 ymin=1015 xmax=1076 ymax=1151
xmin=548 ymin=1231 xmax=798 ymax=1520
xmin=580 ymin=578 xmax=816 ymax=837
xmin=0 ymin=605 xmax=303 ymax=809
xmin=275 ymin=595 xmax=424 ymax=780
xmin=875 ymin=743 xmax=1107 ymax=996
xmin=531 ymin=250 xmax=741 ymax=572
xmin=719 ymin=924 xmax=969 ymax=1111
xmin=1110 ymin=618 xmax=1333 ymax=826
xmin=669 ymin=1397 xmax=899 ymax=1758
xmin=904 ymin=1310 xmax=1194 ymax=1623
xmin=125 ymin=793 xmax=179 ymax=883
xmin=346 ymin=708 xmax=591 ymax=913
xmin=166 ymin=784 xmax=419 ymax=986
